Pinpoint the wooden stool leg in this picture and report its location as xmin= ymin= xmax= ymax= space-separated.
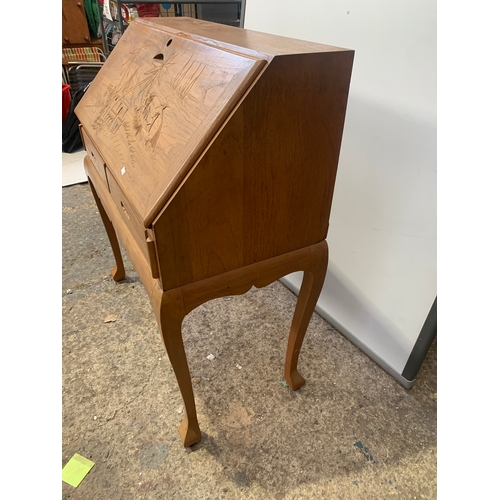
xmin=157 ymin=290 xmax=202 ymax=447
xmin=284 ymin=242 xmax=328 ymax=390
xmin=88 ymin=179 xmax=126 ymax=282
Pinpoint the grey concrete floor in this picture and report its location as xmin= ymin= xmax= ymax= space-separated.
xmin=62 ymin=183 xmax=437 ymax=499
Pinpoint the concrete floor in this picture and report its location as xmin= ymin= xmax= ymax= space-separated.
xmin=62 ymin=182 xmax=437 ymax=499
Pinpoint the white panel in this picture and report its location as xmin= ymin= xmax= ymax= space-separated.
xmin=245 ymin=0 xmax=436 ymax=376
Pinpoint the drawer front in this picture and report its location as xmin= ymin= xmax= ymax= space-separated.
xmin=80 ymin=126 xmax=108 ymax=189
xmin=107 ymin=171 xmax=150 ymax=267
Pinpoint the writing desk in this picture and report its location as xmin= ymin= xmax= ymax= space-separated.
xmin=75 ymin=17 xmax=354 ymax=446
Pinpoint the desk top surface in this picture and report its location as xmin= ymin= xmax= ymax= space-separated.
xmin=144 ymin=17 xmax=350 ymax=56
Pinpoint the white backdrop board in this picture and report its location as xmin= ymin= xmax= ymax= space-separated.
xmin=243 ymin=0 xmax=437 ymax=386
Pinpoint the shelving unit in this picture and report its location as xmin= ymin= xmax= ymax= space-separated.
xmin=62 ymin=0 xmax=106 ymax=88
xmin=97 ymin=1 xmax=244 ymax=56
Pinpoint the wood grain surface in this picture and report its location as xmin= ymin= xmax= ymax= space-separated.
xmin=153 ymin=50 xmax=354 ymax=290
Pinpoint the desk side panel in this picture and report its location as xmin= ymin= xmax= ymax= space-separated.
xmin=153 ymin=50 xmax=354 ymax=290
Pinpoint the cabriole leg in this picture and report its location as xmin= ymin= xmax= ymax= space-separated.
xmin=284 ymin=242 xmax=328 ymax=390
xmin=88 ymin=179 xmax=126 ymax=282
xmin=157 ymin=289 xmax=202 ymax=447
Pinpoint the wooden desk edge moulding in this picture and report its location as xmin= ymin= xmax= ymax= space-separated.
xmin=75 ymin=17 xmax=354 ymax=447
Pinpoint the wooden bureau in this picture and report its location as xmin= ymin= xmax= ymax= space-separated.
xmin=75 ymin=17 xmax=354 ymax=447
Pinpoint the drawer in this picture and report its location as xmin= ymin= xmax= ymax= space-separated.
xmin=80 ymin=126 xmax=108 ymax=189
xmin=107 ymin=170 xmax=151 ymax=268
